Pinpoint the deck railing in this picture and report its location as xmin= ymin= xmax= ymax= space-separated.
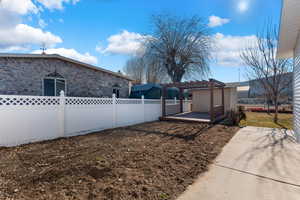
xmin=213 ymin=105 xmax=224 ymax=119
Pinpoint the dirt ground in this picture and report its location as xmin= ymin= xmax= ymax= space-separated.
xmin=0 ymin=121 xmax=239 ymax=200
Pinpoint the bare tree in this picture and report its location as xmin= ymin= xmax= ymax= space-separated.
xmin=240 ymin=23 xmax=292 ymax=123
xmin=143 ymin=55 xmax=169 ymax=83
xmin=123 ymin=57 xmax=146 ymax=84
xmin=123 ymin=55 xmax=169 ymax=84
xmin=144 ymin=14 xmax=212 ymax=82
xmin=145 ymin=62 xmax=168 ymax=83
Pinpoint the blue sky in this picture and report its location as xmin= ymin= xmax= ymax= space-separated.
xmin=0 ymin=0 xmax=282 ymax=82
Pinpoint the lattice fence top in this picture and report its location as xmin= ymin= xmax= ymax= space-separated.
xmin=116 ymin=99 xmax=142 ymax=104
xmin=0 ymin=96 xmax=60 ymax=106
xmin=0 ymin=95 xmax=175 ymax=106
xmin=66 ymin=97 xmax=112 ymax=105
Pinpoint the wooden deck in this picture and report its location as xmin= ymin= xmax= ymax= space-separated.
xmin=160 ymin=112 xmax=211 ymax=123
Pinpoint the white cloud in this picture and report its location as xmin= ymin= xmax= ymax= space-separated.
xmin=101 ymin=30 xmax=148 ymax=55
xmin=36 ymin=0 xmax=80 ymax=10
xmin=208 ymin=15 xmax=230 ymax=27
xmin=0 ymin=10 xmax=20 ymax=28
xmin=38 ymin=19 xmax=47 ymax=28
xmin=100 ymin=30 xmax=257 ymax=68
xmin=32 ymin=48 xmax=98 ymax=65
xmin=0 ymin=0 xmax=38 ymax=15
xmin=0 ymin=24 xmax=62 ymax=50
xmin=58 ymin=18 xmax=64 ymax=23
xmin=0 ymin=0 xmax=79 ymax=52
xmin=213 ymin=33 xmax=257 ymax=66
xmin=0 ymin=0 xmax=38 ymax=28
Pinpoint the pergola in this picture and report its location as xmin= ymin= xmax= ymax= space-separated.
xmin=161 ymin=79 xmax=226 ymax=123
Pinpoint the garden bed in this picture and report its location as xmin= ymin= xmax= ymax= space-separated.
xmin=0 ymin=121 xmax=238 ymax=200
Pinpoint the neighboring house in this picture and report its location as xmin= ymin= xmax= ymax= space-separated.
xmin=277 ymin=0 xmax=300 ymax=142
xmin=0 ymin=54 xmax=132 ymax=98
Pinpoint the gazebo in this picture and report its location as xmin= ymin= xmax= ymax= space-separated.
xmin=160 ymin=79 xmax=226 ymax=123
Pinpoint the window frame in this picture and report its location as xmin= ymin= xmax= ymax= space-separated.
xmin=113 ymin=87 xmax=120 ymax=98
xmin=42 ymin=77 xmax=67 ymax=96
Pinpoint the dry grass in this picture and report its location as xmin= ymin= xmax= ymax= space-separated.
xmin=240 ymin=112 xmax=293 ymax=129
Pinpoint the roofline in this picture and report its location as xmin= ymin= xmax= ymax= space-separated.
xmin=0 ymin=53 xmax=133 ymax=81
xmin=277 ymin=0 xmax=300 ymax=58
xmin=191 ymin=86 xmax=237 ymax=92
xmin=277 ymin=0 xmax=286 ymax=58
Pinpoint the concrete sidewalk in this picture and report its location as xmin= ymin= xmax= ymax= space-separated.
xmin=177 ymin=126 xmax=300 ymax=200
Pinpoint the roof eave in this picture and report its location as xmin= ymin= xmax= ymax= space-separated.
xmin=277 ymin=0 xmax=300 ymax=58
xmin=0 ymin=53 xmax=133 ymax=81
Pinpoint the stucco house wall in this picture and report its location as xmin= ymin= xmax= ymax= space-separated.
xmin=0 ymin=55 xmax=131 ymax=98
xmin=192 ymin=87 xmax=237 ymax=113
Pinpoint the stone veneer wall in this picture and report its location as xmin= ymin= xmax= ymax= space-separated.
xmin=0 ymin=57 xmax=130 ymax=97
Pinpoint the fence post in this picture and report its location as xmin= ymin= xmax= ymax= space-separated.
xmin=112 ymin=94 xmax=116 ymax=128
xmin=142 ymin=95 xmax=145 ymax=122
xmin=160 ymin=96 xmax=163 ymax=116
xmin=59 ymin=91 xmax=65 ymax=137
xmin=174 ymin=97 xmax=177 ymax=104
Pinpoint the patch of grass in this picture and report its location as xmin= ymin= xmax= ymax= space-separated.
xmin=159 ymin=193 xmax=169 ymax=200
xmin=240 ymin=112 xmax=293 ymax=129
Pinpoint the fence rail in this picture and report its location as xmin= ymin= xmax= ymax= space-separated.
xmin=0 ymin=92 xmax=191 ymax=147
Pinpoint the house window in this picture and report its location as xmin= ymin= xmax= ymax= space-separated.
xmin=43 ymin=72 xmax=66 ymax=96
xmin=113 ymin=88 xmax=120 ymax=98
xmin=112 ymin=83 xmax=121 ymax=98
xmin=44 ymin=79 xmax=55 ymax=96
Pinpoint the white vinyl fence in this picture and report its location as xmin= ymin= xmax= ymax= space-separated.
xmin=0 ymin=92 xmax=191 ymax=147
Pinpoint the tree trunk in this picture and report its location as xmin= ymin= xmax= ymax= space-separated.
xmin=267 ymin=99 xmax=270 ymax=114
xmin=170 ymin=69 xmax=184 ymax=83
xmin=274 ymin=96 xmax=278 ymax=123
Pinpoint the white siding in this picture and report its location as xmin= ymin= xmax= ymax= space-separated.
xmin=293 ymin=37 xmax=300 ymax=142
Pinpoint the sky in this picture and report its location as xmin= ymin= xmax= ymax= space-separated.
xmin=0 ymin=0 xmax=282 ymax=83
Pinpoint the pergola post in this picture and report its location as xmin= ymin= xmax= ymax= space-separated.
xmin=160 ymin=79 xmax=226 ymax=122
xmin=179 ymin=88 xmax=184 ymax=113
xmin=222 ymin=87 xmax=225 ymax=115
xmin=210 ymin=81 xmax=215 ymax=122
xmin=162 ymin=86 xmax=167 ymax=117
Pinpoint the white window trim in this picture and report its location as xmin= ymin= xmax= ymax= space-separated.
xmin=42 ymin=77 xmax=67 ymax=96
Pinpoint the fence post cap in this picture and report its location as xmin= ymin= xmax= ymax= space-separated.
xmin=60 ymin=91 xmax=65 ymax=97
